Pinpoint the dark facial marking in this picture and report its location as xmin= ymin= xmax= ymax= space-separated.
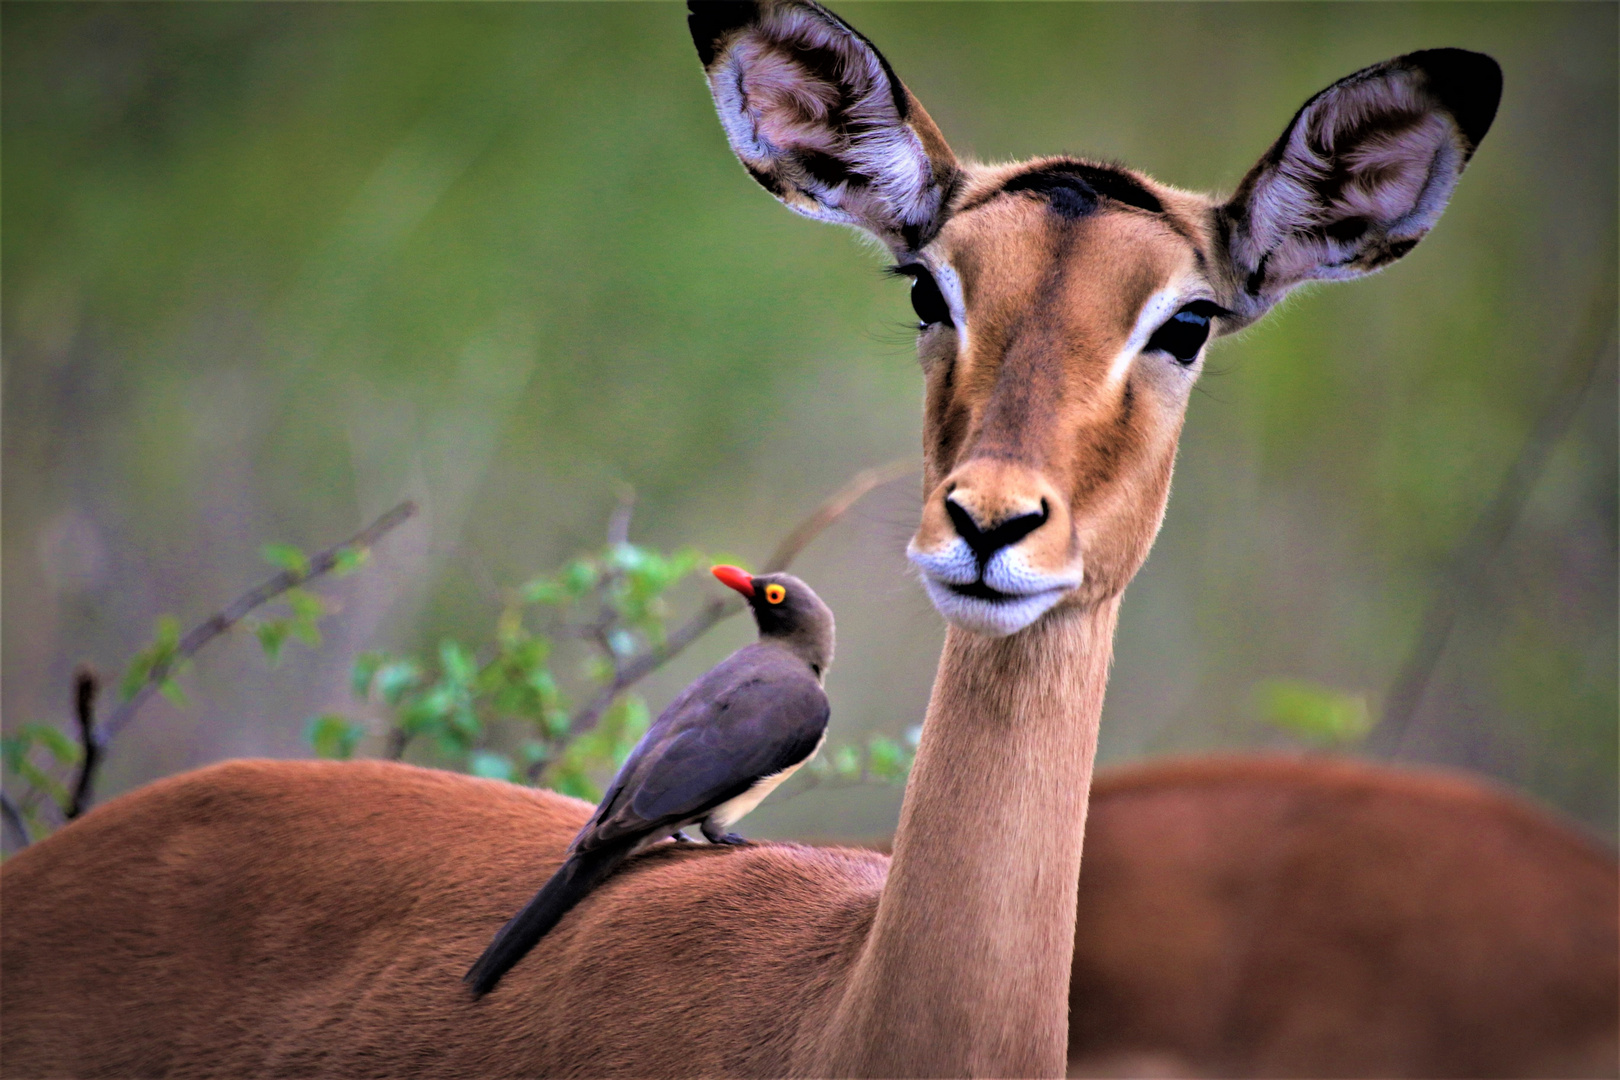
xmin=1005 ymin=162 xmax=1163 ymax=215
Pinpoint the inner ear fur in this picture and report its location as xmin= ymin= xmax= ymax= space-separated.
xmin=1216 ymin=48 xmax=1502 ymax=326
xmin=688 ymin=0 xmax=960 ymax=255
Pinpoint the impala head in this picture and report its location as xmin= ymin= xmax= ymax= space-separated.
xmin=690 ymin=1 xmax=1500 ymax=636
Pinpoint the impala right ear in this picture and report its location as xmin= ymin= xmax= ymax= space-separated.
xmin=1217 ymin=49 xmax=1502 ymax=327
xmin=688 ymin=0 xmax=961 ymax=255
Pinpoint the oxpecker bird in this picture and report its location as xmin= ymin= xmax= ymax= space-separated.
xmin=464 ymin=566 xmax=835 ymax=996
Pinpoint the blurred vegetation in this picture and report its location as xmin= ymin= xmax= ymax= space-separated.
xmin=2 ymin=498 xmax=913 ymax=848
xmin=3 ymin=4 xmax=1614 ymax=844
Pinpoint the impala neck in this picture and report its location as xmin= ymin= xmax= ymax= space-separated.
xmin=821 ymin=598 xmax=1120 ymax=1078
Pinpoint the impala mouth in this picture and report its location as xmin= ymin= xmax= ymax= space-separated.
xmin=908 ymin=539 xmax=1080 ymax=637
xmin=946 ymin=579 xmax=1017 ymax=602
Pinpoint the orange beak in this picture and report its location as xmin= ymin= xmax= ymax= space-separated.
xmin=711 ymin=565 xmax=755 ymax=598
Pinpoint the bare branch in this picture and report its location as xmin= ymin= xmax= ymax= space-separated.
xmin=528 ymin=460 xmax=915 ymax=779
xmin=1 ymin=791 xmax=32 ymax=849
xmin=91 ymin=500 xmax=419 ymax=772
xmin=762 ymin=458 xmax=914 ymax=573
xmin=1369 ymin=290 xmax=1617 ymax=755
xmin=606 ymin=485 xmax=635 ymax=547
xmin=66 ymin=667 xmax=101 ymax=820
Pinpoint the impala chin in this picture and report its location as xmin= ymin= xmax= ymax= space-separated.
xmin=909 ymin=540 xmax=1082 ymax=636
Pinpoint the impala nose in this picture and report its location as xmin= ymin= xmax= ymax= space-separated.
xmin=945 ymin=494 xmax=1049 ymax=567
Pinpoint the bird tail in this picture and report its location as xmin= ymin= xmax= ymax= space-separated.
xmin=463 ymin=839 xmax=635 ymax=997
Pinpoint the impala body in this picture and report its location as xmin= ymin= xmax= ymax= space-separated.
xmin=5 ymin=4 xmax=1602 ymax=1079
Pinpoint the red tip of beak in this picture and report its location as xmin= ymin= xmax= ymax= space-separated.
xmin=711 ymin=565 xmax=755 ymax=598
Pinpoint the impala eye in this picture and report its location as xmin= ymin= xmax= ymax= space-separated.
xmin=897 ymin=265 xmax=954 ymax=329
xmin=1145 ymin=301 xmax=1224 ymax=363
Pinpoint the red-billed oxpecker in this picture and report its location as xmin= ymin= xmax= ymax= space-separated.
xmin=464 ymin=567 xmax=835 ymax=996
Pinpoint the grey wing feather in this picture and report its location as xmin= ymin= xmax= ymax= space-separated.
xmin=586 ymin=647 xmax=829 ymax=844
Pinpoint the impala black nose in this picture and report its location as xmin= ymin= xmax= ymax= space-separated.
xmin=945 ymin=496 xmax=1049 ymax=567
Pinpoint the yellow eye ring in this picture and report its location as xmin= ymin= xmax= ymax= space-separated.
xmin=764 ymin=583 xmax=787 ymax=605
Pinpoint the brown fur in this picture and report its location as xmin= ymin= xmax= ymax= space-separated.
xmin=1071 ymin=757 xmax=1619 ymax=1078
xmin=3 ymin=757 xmax=1612 ymax=1078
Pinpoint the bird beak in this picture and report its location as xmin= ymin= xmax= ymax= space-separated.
xmin=711 ymin=565 xmax=755 ymax=598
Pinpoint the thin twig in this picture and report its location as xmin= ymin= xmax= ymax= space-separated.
xmin=65 ymin=667 xmax=100 ymax=820
xmin=1369 ymin=297 xmax=1617 ymax=755
xmin=1 ymin=791 xmax=32 ymax=849
xmin=95 ymin=501 xmax=419 ymax=753
xmin=606 ymin=485 xmax=635 ymax=548
xmin=761 ymin=458 xmax=914 ymax=574
xmin=528 ymin=460 xmax=916 ymax=778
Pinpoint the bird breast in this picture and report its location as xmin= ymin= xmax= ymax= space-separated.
xmin=708 ymin=730 xmax=828 ymax=829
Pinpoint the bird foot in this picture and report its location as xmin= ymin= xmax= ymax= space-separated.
xmin=670 ymin=830 xmax=693 ymax=843
xmin=709 ymin=831 xmax=747 ymax=846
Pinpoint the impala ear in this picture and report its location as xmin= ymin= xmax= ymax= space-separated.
xmin=688 ymin=0 xmax=961 ymax=255
xmin=1217 ymin=48 xmax=1502 ymax=326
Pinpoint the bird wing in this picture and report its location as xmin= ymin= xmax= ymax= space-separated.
xmin=582 ymin=647 xmax=829 ymax=847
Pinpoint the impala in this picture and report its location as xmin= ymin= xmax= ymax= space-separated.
xmin=7 ymin=4 xmax=1588 ymax=1078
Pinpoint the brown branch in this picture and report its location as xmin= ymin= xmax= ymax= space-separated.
xmin=1369 ymin=292 xmax=1617 ymax=755
xmin=761 ymin=458 xmax=914 ymax=573
xmin=65 ymin=667 xmax=101 ymax=820
xmin=79 ymin=502 xmax=418 ymax=802
xmin=528 ymin=460 xmax=916 ymax=779
xmin=1 ymin=791 xmax=31 ymax=849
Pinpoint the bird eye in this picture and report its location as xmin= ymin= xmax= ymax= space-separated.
xmin=764 ymin=583 xmax=786 ymax=605
xmin=898 ymin=265 xmax=953 ymax=329
xmin=1144 ymin=301 xmax=1224 ymax=363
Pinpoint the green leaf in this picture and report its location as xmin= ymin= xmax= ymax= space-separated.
xmin=550 ymin=764 xmax=600 ymax=802
xmin=158 ymin=678 xmax=190 ymax=708
xmin=866 ymin=735 xmax=910 ymax=781
xmin=375 ymin=660 xmax=422 ymax=706
xmin=331 ymin=546 xmax=369 ymax=577
xmin=351 ymin=651 xmax=386 ymax=699
xmin=255 ymin=620 xmax=290 ymax=666
xmin=261 ymin=542 xmax=311 ymax=579
xmin=439 ymin=640 xmax=476 ymax=685
xmin=1254 ymin=678 xmax=1373 ymax=745
xmin=1 ymin=734 xmax=26 ymax=775
xmin=543 ymin=708 xmax=571 ymax=740
xmin=154 ymin=615 xmax=181 ymax=652
xmin=519 ymin=577 xmax=565 ymax=606
xmin=833 ymin=744 xmax=861 ymax=780
xmin=469 ymin=751 xmax=516 ymax=782
xmin=286 ymin=587 xmax=325 ymax=623
xmin=18 ymin=723 xmax=81 ymax=767
xmin=561 ymin=559 xmax=599 ymax=597
xmin=306 ymin=713 xmax=365 ymax=760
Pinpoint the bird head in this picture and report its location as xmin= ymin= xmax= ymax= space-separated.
xmin=711 ymin=566 xmax=835 ymax=677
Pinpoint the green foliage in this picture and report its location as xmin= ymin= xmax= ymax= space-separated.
xmin=805 ymin=727 xmax=919 ymax=787
xmin=4 ymin=531 xmax=373 ymax=844
xmin=318 ymin=526 xmax=915 ymax=811
xmin=249 ymin=545 xmax=333 ymax=666
xmin=334 ymin=535 xmax=702 ymax=790
xmin=1253 ymin=679 xmax=1373 ymax=746
xmin=306 ymin=714 xmax=366 ymax=761
xmin=261 ymin=542 xmax=311 ymax=580
xmin=120 ymin=616 xmax=181 ymax=702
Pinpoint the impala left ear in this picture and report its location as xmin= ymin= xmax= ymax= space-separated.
xmin=1217 ymin=49 xmax=1502 ymax=326
xmin=688 ymin=0 xmax=961 ymax=255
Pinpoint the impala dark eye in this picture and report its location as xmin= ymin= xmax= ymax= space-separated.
xmin=1145 ymin=300 xmax=1224 ymax=363
xmin=898 ymin=265 xmax=954 ymax=329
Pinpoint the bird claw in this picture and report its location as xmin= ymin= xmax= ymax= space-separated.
xmin=712 ymin=832 xmax=747 ymax=846
xmin=670 ymin=830 xmax=693 ymax=843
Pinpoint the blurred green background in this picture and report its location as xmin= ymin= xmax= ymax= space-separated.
xmin=5 ymin=3 xmax=1615 ymax=842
